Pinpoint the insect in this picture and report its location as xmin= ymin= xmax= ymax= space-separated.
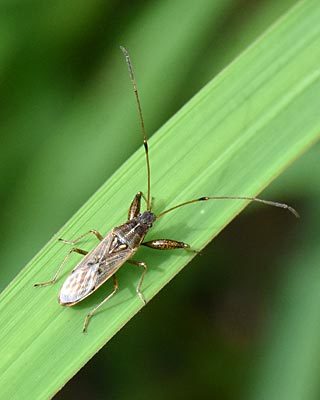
xmin=35 ymin=46 xmax=299 ymax=333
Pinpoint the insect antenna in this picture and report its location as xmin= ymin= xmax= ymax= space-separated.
xmin=120 ymin=46 xmax=151 ymax=211
xmin=157 ymin=196 xmax=299 ymax=218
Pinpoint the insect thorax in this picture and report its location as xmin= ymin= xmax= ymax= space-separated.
xmin=112 ymin=211 xmax=156 ymax=250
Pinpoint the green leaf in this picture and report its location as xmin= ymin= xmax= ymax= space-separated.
xmin=1 ymin=1 xmax=319 ymax=398
xmin=0 ymin=0 xmax=235 ymax=287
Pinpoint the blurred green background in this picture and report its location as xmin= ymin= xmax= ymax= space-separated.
xmin=1 ymin=1 xmax=320 ymax=399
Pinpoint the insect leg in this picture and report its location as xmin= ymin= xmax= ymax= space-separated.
xmin=128 ymin=192 xmax=143 ymax=219
xmin=82 ymin=275 xmax=119 ymax=333
xmin=34 ymin=247 xmax=88 ymax=287
xmin=128 ymin=192 xmax=153 ymax=219
xmin=142 ymin=239 xmax=190 ymax=250
xmin=58 ymin=229 xmax=103 ymax=245
xmin=127 ymin=260 xmax=148 ymax=305
xmin=142 ymin=239 xmax=199 ymax=254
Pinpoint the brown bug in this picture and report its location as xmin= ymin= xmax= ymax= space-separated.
xmin=35 ymin=46 xmax=299 ymax=333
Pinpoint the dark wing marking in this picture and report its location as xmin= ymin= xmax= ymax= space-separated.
xmin=59 ymin=231 xmax=134 ymax=305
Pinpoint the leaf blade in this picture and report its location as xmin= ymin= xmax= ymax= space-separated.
xmin=1 ymin=2 xmax=320 ymax=398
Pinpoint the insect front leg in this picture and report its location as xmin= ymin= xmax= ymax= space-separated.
xmin=127 ymin=260 xmax=147 ymax=305
xmin=34 ymin=247 xmax=88 ymax=287
xmin=128 ymin=192 xmax=143 ymax=219
xmin=83 ymin=275 xmax=119 ymax=333
xmin=59 ymin=229 xmax=103 ymax=245
xmin=142 ymin=239 xmax=198 ymax=252
xmin=128 ymin=191 xmax=152 ymax=219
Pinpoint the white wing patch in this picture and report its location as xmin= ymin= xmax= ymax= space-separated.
xmin=59 ymin=261 xmax=100 ymax=304
xmin=58 ymin=230 xmax=138 ymax=305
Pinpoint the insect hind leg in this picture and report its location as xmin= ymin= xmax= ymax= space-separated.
xmin=34 ymin=247 xmax=88 ymax=287
xmin=83 ymin=275 xmax=119 ymax=333
xmin=127 ymin=260 xmax=148 ymax=305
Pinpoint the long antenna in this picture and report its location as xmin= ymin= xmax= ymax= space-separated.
xmin=120 ymin=46 xmax=151 ymax=210
xmin=157 ymin=196 xmax=299 ymax=218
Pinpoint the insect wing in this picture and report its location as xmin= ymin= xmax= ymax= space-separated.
xmin=59 ymin=232 xmax=133 ymax=305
